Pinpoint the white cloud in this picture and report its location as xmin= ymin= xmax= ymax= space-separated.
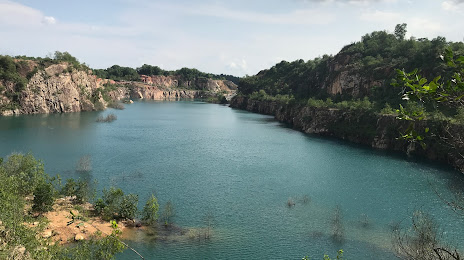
xmin=42 ymin=16 xmax=56 ymax=25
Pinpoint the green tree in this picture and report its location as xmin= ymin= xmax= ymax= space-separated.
xmin=141 ymin=194 xmax=160 ymax=225
xmin=394 ymin=23 xmax=407 ymax=41
xmin=95 ymin=187 xmax=138 ymax=221
xmin=3 ymin=153 xmax=45 ymax=196
xmin=61 ymin=178 xmax=94 ymax=204
xmin=392 ymin=48 xmax=464 ymax=146
xmin=32 ymin=181 xmax=55 ymax=213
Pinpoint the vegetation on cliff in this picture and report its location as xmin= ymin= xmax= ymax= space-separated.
xmin=233 ymin=24 xmax=464 ymax=169
xmin=93 ymin=63 xmax=240 ymax=84
xmin=238 ymin=24 xmax=463 ymax=116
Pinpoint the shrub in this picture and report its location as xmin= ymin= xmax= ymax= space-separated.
xmin=32 ymin=181 xmax=55 ymax=213
xmin=95 ymin=187 xmax=138 ymax=221
xmin=141 ymin=194 xmax=160 ymax=225
xmin=380 ymin=103 xmax=395 ymax=115
xmin=3 ymin=153 xmax=45 ymax=196
xmin=61 ymin=178 xmax=94 ymax=203
xmin=456 ymin=107 xmax=464 ymax=124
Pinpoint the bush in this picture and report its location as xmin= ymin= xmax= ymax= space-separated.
xmin=61 ymin=178 xmax=94 ymax=203
xmin=141 ymin=194 xmax=160 ymax=225
xmin=95 ymin=187 xmax=138 ymax=221
xmin=380 ymin=103 xmax=395 ymax=115
xmin=3 ymin=153 xmax=45 ymax=196
xmin=454 ymin=107 xmax=464 ymax=124
xmin=32 ymin=181 xmax=55 ymax=213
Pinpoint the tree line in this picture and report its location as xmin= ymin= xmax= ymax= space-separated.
xmin=93 ymin=64 xmax=240 ymax=84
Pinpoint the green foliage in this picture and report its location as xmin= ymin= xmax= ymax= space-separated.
xmin=237 ymin=24 xmax=464 ymax=108
xmin=53 ymin=233 xmax=126 ymax=260
xmin=455 ymin=107 xmax=464 ymax=124
xmin=306 ymin=97 xmax=375 ymax=111
xmin=32 ymin=181 xmax=56 ymax=213
xmin=95 ymin=63 xmax=240 ymax=85
xmin=137 ymin=64 xmax=164 ymax=76
xmin=2 ymin=153 xmax=45 ymax=196
xmin=380 ymin=103 xmax=396 ymax=115
xmin=394 ymin=23 xmax=407 ymax=40
xmin=141 ymin=194 xmax=160 ymax=225
xmin=53 ymin=51 xmax=89 ymax=71
xmin=392 ymin=48 xmax=464 ymax=146
xmin=0 ymin=153 xmax=127 ymax=259
xmin=93 ymin=65 xmax=140 ymax=81
xmin=94 ymin=187 xmax=138 ymax=221
xmin=302 ymin=250 xmax=345 ymax=260
xmin=61 ymin=178 xmax=94 ymax=204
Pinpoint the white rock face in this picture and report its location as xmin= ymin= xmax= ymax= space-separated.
xmin=19 ymin=64 xmax=106 ymax=114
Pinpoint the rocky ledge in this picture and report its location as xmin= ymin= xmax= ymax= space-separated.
xmin=230 ymin=96 xmax=464 ymax=173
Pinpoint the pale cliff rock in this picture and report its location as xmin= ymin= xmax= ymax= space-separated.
xmin=18 ymin=64 xmax=106 ymax=114
xmin=140 ymin=75 xmax=237 ymax=92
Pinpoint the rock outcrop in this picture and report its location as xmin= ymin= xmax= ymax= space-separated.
xmin=19 ymin=64 xmax=106 ymax=114
xmin=1 ymin=63 xmax=107 ymax=116
xmin=140 ymin=75 xmax=237 ymax=92
xmin=230 ymin=96 xmax=464 ymax=172
xmin=0 ymin=60 xmax=238 ymax=116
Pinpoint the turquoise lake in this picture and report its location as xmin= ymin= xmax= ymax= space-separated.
xmin=1 ymin=101 xmax=463 ymax=259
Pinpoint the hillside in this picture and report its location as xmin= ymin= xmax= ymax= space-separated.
xmin=0 ymin=52 xmax=237 ymax=116
xmin=231 ymin=25 xmax=464 ymax=172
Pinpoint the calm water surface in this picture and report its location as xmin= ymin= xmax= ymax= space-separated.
xmin=1 ymin=101 xmax=463 ymax=259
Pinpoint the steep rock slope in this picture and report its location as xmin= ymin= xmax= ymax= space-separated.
xmin=19 ymin=64 xmax=106 ymax=114
xmin=230 ymin=96 xmax=464 ymax=173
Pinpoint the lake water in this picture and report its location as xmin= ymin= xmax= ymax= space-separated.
xmin=1 ymin=101 xmax=463 ymax=259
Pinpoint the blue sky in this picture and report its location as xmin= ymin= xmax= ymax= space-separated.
xmin=1 ymin=0 xmax=463 ymax=76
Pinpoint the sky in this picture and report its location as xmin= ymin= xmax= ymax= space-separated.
xmin=1 ymin=0 xmax=463 ymax=77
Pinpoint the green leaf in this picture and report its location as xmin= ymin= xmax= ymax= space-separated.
xmin=419 ymin=78 xmax=427 ymax=85
xmin=425 ymin=128 xmax=429 ymax=133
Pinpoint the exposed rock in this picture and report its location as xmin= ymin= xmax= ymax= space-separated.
xmin=19 ymin=64 xmax=106 ymax=114
xmin=42 ymin=230 xmax=52 ymax=238
xmin=230 ymin=96 xmax=464 ymax=173
xmin=74 ymin=234 xmax=84 ymax=241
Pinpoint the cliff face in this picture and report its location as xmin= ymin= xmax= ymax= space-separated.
xmin=140 ymin=75 xmax=237 ymax=92
xmin=1 ymin=63 xmax=107 ymax=116
xmin=321 ymin=53 xmax=389 ymax=98
xmin=1 ymin=61 xmax=238 ymax=116
xmin=128 ymin=85 xmax=200 ymax=100
xmin=230 ymin=96 xmax=464 ymax=172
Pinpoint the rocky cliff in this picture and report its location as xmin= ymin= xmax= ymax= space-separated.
xmin=1 ymin=63 xmax=107 ymax=116
xmin=230 ymin=96 xmax=464 ymax=173
xmin=0 ymin=60 xmax=238 ymax=116
xmin=140 ymin=75 xmax=237 ymax=93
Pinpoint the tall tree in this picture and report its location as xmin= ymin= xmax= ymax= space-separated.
xmin=394 ymin=23 xmax=407 ymax=41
